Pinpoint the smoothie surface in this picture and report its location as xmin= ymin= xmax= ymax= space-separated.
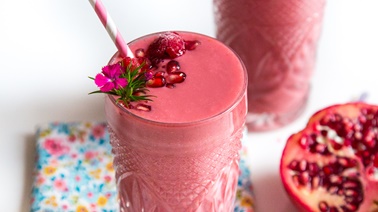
xmin=118 ymin=32 xmax=246 ymax=123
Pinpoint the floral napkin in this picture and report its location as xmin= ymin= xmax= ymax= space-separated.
xmin=30 ymin=122 xmax=254 ymax=212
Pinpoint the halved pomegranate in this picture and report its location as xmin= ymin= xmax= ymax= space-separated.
xmin=280 ymin=102 xmax=378 ymax=212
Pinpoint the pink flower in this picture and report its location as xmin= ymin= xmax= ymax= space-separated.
xmin=37 ymin=176 xmax=45 ymax=185
xmin=87 ymin=192 xmax=93 ymax=198
xmin=104 ymin=175 xmax=112 ymax=183
xmin=92 ymin=124 xmax=105 ymax=139
xmin=84 ymin=151 xmax=97 ymax=160
xmin=53 ymin=179 xmax=67 ymax=191
xmin=105 ymin=192 xmax=112 ymax=198
xmin=95 ymin=63 xmax=127 ymax=92
xmin=43 ymin=138 xmax=69 ymax=156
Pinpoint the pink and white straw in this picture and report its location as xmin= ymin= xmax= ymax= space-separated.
xmin=88 ymin=0 xmax=133 ymax=57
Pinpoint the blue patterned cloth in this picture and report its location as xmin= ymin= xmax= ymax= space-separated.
xmin=30 ymin=122 xmax=254 ymax=212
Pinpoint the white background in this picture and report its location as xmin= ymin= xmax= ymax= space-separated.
xmin=1 ymin=0 xmax=378 ymax=211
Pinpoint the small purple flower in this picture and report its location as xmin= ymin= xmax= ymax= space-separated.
xmin=95 ymin=63 xmax=128 ymax=92
xmin=144 ymin=70 xmax=154 ymax=81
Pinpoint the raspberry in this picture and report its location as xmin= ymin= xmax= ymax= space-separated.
xmin=146 ymin=32 xmax=186 ymax=66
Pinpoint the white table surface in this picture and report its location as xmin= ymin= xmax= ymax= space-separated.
xmin=1 ymin=0 xmax=378 ymax=211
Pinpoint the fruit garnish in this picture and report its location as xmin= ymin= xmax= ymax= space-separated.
xmin=89 ymin=57 xmax=154 ymax=110
xmin=89 ymin=32 xmax=201 ymax=110
xmin=280 ymin=102 xmax=378 ymax=212
xmin=185 ymin=40 xmax=201 ymax=50
xmin=143 ymin=32 xmax=199 ymax=89
xmin=146 ymin=32 xmax=186 ymax=66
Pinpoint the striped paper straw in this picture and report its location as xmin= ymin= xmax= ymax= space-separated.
xmin=88 ymin=0 xmax=133 ymax=57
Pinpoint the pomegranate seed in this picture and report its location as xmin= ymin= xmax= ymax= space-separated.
xmin=337 ymin=188 xmax=344 ymax=196
xmin=371 ymin=118 xmax=377 ymax=127
xmin=320 ymin=114 xmax=331 ymax=126
xmin=316 ymin=143 xmax=328 ymax=154
xmin=298 ymin=160 xmax=308 ymax=172
xmin=146 ymin=76 xmax=166 ymax=88
xmin=308 ymin=162 xmax=320 ymax=176
xmin=292 ymin=175 xmax=300 ymax=187
xmin=337 ymin=157 xmax=357 ymax=169
xmin=318 ymin=201 xmax=329 ymax=212
xmin=288 ymin=160 xmax=300 ymax=171
xmin=362 ymin=155 xmax=372 ymax=167
xmin=344 ymin=189 xmax=358 ymax=197
xmin=133 ymin=90 xmax=146 ymax=96
xmin=363 ymin=133 xmax=376 ymax=149
xmin=344 ymin=196 xmax=355 ymax=204
xmin=342 ymin=203 xmax=358 ymax=211
xmin=299 ymin=136 xmax=310 ymax=149
xmin=299 ymin=134 xmax=315 ymax=149
xmin=167 ymin=72 xmax=186 ymax=84
xmin=323 ymin=165 xmax=334 ymax=176
xmin=135 ymin=103 xmax=151 ymax=112
xmin=185 ymin=40 xmax=200 ymax=50
xmin=354 ymin=132 xmax=363 ymax=140
xmin=328 ymin=186 xmax=339 ymax=195
xmin=373 ymin=154 xmax=378 ymax=168
xmin=343 ymin=179 xmax=360 ymax=189
xmin=351 ymin=139 xmax=360 ymax=149
xmin=329 ymin=175 xmax=343 ymax=184
xmin=154 ymin=71 xmax=166 ymax=78
xmin=320 ymin=129 xmax=328 ymax=137
xmin=330 ymin=139 xmax=343 ymax=150
xmin=361 ymin=108 xmax=369 ymax=115
xmin=166 ymin=83 xmax=175 ymax=89
xmin=329 ymin=206 xmax=339 ymax=212
xmin=298 ymin=172 xmax=310 ymax=186
xmin=135 ymin=48 xmax=145 ymax=58
xmin=353 ymin=123 xmax=363 ymax=132
xmin=166 ymin=60 xmax=180 ymax=73
xmin=332 ymin=163 xmax=345 ymax=174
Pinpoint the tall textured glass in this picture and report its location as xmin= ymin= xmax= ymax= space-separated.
xmin=104 ymin=31 xmax=247 ymax=211
xmin=214 ymin=0 xmax=326 ymax=131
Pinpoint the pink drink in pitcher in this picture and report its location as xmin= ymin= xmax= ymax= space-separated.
xmin=104 ymin=31 xmax=247 ymax=211
xmin=214 ymin=0 xmax=326 ymax=131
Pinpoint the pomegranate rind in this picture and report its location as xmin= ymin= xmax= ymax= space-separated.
xmin=280 ymin=102 xmax=378 ymax=212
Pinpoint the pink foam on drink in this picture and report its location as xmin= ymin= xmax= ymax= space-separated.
xmin=105 ymin=32 xmax=247 ymax=211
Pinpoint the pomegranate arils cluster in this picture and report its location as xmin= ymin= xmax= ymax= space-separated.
xmin=280 ymin=103 xmax=378 ymax=212
xmin=289 ymin=157 xmax=364 ymax=211
xmin=141 ymin=32 xmax=198 ymax=89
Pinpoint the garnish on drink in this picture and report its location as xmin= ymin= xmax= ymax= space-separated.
xmin=89 ymin=32 xmax=200 ymax=111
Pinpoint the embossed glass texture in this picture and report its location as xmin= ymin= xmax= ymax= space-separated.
xmin=214 ymin=0 xmax=326 ymax=131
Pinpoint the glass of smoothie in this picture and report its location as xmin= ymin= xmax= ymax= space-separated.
xmin=214 ymin=0 xmax=326 ymax=131
xmin=102 ymin=31 xmax=247 ymax=211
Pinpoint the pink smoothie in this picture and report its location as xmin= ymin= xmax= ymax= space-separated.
xmin=105 ymin=31 xmax=247 ymax=211
xmin=214 ymin=0 xmax=326 ymax=131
